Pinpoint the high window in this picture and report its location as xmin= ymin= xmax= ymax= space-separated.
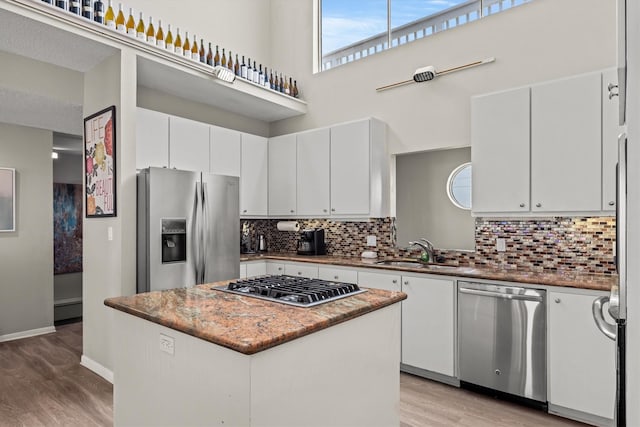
xmin=320 ymin=0 xmax=532 ymax=71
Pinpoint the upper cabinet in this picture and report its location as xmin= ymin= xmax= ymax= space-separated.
xmin=241 ymin=134 xmax=268 ymax=217
xmin=210 ymin=126 xmax=241 ymax=177
xmin=297 ymin=128 xmax=331 ymax=217
xmin=602 ymin=68 xmax=625 ymax=211
xmin=169 ymin=116 xmax=210 ymax=173
xmin=268 ymin=134 xmax=297 ymax=216
xmin=136 ymin=108 xmax=169 ymax=170
xmin=472 ymin=70 xmax=620 ymax=216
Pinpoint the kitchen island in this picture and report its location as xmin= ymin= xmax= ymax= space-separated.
xmin=105 ymin=280 xmax=406 ymax=427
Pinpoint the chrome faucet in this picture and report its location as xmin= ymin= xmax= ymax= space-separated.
xmin=407 ymin=238 xmax=436 ymax=263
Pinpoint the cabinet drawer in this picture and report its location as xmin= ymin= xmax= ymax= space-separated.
xmin=357 ymin=270 xmax=401 ymax=292
xmin=266 ymin=262 xmax=285 ymax=275
xmin=284 ymin=263 xmax=319 ymax=278
xmin=245 ymin=262 xmax=267 ymax=278
xmin=318 ymin=266 xmax=358 ymax=284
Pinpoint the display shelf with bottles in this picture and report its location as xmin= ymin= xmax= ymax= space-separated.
xmin=2 ymin=0 xmax=306 ymax=122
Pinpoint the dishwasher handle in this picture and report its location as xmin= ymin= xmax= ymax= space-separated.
xmin=459 ymin=287 xmax=543 ymax=302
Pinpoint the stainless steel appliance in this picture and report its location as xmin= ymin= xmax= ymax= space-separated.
xmin=593 ymin=133 xmax=627 ymax=426
xmin=297 ymin=228 xmax=326 ymax=255
xmin=137 ymin=167 xmax=240 ymax=293
xmin=215 ymin=275 xmax=365 ymax=307
xmin=458 ymin=282 xmax=547 ymax=402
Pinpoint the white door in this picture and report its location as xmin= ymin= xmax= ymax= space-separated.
xmin=471 ymin=87 xmax=530 ymax=213
xmin=136 ymin=108 xmax=169 ymax=170
xmin=602 ymin=68 xmax=624 ymax=211
xmin=297 ymin=128 xmax=331 ymax=217
xmin=401 ymin=275 xmax=455 ymax=377
xmin=268 ymin=134 xmax=297 ymax=216
xmin=169 ymin=116 xmax=210 ymax=172
xmin=531 ymin=73 xmax=602 ymax=212
xmin=330 ymin=120 xmax=370 ymax=216
xmin=548 ymin=291 xmax=615 ymax=420
xmin=210 ymin=126 xmax=241 ymax=177
xmin=240 ymin=134 xmax=268 ymax=216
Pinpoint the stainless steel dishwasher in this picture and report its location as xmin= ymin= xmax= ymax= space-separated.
xmin=458 ymin=281 xmax=547 ymax=402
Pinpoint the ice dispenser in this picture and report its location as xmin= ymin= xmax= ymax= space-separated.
xmin=161 ymin=219 xmax=186 ymax=263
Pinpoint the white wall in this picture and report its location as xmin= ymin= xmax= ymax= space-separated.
xmin=269 ymin=0 xmax=616 ymax=153
xmin=0 ymin=123 xmax=54 ymax=337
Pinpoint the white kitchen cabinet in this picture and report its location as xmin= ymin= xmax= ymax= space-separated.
xmin=531 ymin=73 xmax=602 ymax=212
xmin=266 ymin=262 xmax=285 ymax=275
xmin=239 ymin=264 xmax=247 ymax=279
xmin=240 ymin=134 xmax=268 ymax=217
xmin=401 ymin=275 xmax=455 ymax=377
xmin=318 ymin=266 xmax=358 ymax=284
xmin=357 ymin=270 xmax=401 ymax=292
xmin=169 ymin=116 xmax=210 ymax=173
xmin=548 ymin=290 xmax=615 ymax=423
xmin=210 ymin=126 xmax=241 ymax=177
xmin=245 ymin=261 xmax=267 ymax=278
xmin=471 ymin=87 xmax=530 ymax=214
xmin=297 ymin=128 xmax=331 ymax=217
xmin=602 ymin=68 xmax=624 ymax=211
xmin=268 ymin=134 xmax=297 ymax=216
xmin=283 ymin=262 xmax=319 ymax=279
xmin=136 ymin=108 xmax=169 ymax=170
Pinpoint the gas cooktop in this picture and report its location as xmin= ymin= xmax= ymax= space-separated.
xmin=213 ymin=275 xmax=366 ymax=307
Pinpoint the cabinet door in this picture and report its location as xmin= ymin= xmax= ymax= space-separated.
xmin=169 ymin=116 xmax=210 ymax=172
xmin=283 ymin=263 xmax=318 ymax=279
xmin=602 ymin=68 xmax=624 ymax=211
xmin=471 ymin=88 xmax=530 ymax=213
xmin=136 ymin=108 xmax=169 ymax=169
xmin=531 ymin=73 xmax=602 ymax=212
xmin=401 ymin=275 xmax=455 ymax=377
xmin=357 ymin=270 xmax=401 ymax=292
xmin=240 ymin=134 xmax=268 ymax=216
xmin=318 ymin=266 xmax=358 ymax=284
xmin=548 ymin=291 xmax=615 ymax=420
xmin=330 ymin=120 xmax=370 ymax=216
xmin=266 ymin=262 xmax=285 ymax=275
xmin=246 ymin=261 xmax=267 ymax=278
xmin=297 ymin=128 xmax=331 ymax=216
xmin=268 ymin=134 xmax=297 ymax=216
xmin=210 ymin=126 xmax=241 ymax=177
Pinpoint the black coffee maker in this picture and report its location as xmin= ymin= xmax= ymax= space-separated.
xmin=297 ymin=228 xmax=327 ymax=255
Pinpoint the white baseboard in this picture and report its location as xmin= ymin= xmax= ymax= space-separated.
xmin=0 ymin=326 xmax=56 ymax=343
xmin=81 ymin=355 xmax=114 ymax=384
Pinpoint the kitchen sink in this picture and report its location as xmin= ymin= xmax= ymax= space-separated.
xmin=374 ymin=260 xmax=459 ymax=269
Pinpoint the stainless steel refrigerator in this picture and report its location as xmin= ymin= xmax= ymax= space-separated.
xmin=137 ymin=167 xmax=239 ymax=293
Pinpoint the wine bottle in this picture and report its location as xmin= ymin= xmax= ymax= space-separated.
xmin=246 ymin=57 xmax=253 ymax=81
xmin=263 ymin=67 xmax=269 ymax=87
xmin=146 ymin=16 xmax=155 ymax=44
xmin=174 ymin=28 xmax=183 ymax=55
xmin=214 ymin=46 xmax=220 ymax=67
xmin=234 ymin=54 xmax=240 ymax=76
xmin=165 ymin=24 xmax=174 ymax=53
xmin=156 ymin=20 xmax=165 ymax=48
xmin=258 ymin=65 xmax=264 ymax=86
xmin=125 ymin=8 xmax=136 ymax=37
xmin=293 ymin=80 xmax=299 ymax=98
xmin=182 ymin=31 xmax=191 ymax=59
xmin=200 ymin=40 xmax=207 ymax=64
xmin=191 ymin=35 xmax=199 ymax=61
xmin=240 ymin=56 xmax=247 ymax=79
xmin=105 ymin=1 xmax=115 ymax=28
xmin=93 ymin=0 xmax=104 ymax=24
xmin=221 ymin=48 xmax=227 ymax=68
xmin=69 ymin=0 xmax=80 ymax=15
xmin=81 ymin=0 xmax=91 ymax=19
xmin=55 ymin=1 xmax=67 ymax=10
xmin=136 ymin=12 xmax=146 ymax=40
xmin=269 ymin=70 xmax=274 ymax=90
xmin=114 ymin=2 xmax=124 ymax=32
xmin=279 ymin=73 xmax=284 ymax=93
xmin=227 ymin=51 xmax=233 ymax=71
xmin=284 ymin=77 xmax=290 ymax=95
xmin=252 ymin=61 xmax=259 ymax=84
xmin=206 ymin=43 xmax=213 ymax=66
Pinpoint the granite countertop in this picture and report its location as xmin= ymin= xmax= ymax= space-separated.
xmin=104 ymin=281 xmax=406 ymax=355
xmin=240 ymin=253 xmax=617 ymax=292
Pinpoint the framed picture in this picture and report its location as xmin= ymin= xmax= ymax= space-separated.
xmin=0 ymin=167 xmax=15 ymax=232
xmin=84 ymin=106 xmax=116 ymax=218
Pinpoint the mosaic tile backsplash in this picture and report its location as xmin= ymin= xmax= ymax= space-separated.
xmin=242 ymin=217 xmax=616 ymax=275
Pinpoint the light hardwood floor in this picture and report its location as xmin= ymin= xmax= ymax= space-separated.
xmin=0 ymin=322 xmax=586 ymax=427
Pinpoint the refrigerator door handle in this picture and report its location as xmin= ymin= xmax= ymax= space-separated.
xmin=614 ymin=133 xmax=627 ymax=320
xmin=592 ymin=296 xmax=617 ymax=341
xmin=193 ymin=181 xmax=202 ymax=285
xmin=201 ymin=181 xmax=209 ymax=283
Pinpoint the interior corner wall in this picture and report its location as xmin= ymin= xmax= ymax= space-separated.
xmin=268 ymin=0 xmax=616 ymax=152
xmin=0 ymin=123 xmax=53 ymax=337
xmin=82 ymin=49 xmax=137 ymax=375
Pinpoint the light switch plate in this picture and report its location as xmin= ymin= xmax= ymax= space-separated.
xmin=367 ymin=235 xmax=377 ymax=247
xmin=107 ymin=226 xmax=113 ymax=241
xmin=496 ymin=238 xmax=506 ymax=252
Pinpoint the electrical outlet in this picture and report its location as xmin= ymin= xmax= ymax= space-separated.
xmin=159 ymin=333 xmax=175 ymax=355
xmin=367 ymin=235 xmax=377 ymax=247
xmin=496 ymin=238 xmax=506 ymax=252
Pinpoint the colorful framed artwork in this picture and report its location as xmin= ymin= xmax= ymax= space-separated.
xmin=0 ymin=167 xmax=15 ymax=232
xmin=84 ymin=105 xmax=116 ymax=218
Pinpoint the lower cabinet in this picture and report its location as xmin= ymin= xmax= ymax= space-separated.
xmin=318 ymin=266 xmax=358 ymax=284
xmin=283 ymin=262 xmax=319 ymax=279
xmin=239 ymin=261 xmax=267 ymax=278
xmin=401 ymin=275 xmax=455 ymax=378
xmin=357 ymin=270 xmax=401 ymax=292
xmin=548 ymin=290 xmax=615 ymax=423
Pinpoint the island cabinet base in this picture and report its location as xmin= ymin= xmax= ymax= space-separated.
xmin=112 ymin=304 xmax=401 ymax=427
